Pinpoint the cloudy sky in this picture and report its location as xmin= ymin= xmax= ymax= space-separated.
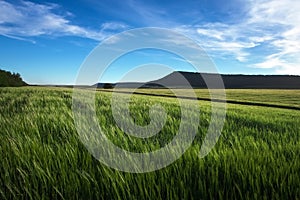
xmin=0 ymin=0 xmax=299 ymax=84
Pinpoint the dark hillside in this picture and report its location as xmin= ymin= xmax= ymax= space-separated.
xmin=150 ymin=71 xmax=300 ymax=89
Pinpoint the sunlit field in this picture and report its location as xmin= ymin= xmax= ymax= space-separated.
xmin=106 ymin=88 xmax=300 ymax=108
xmin=0 ymin=87 xmax=299 ymax=199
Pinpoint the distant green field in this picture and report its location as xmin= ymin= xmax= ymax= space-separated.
xmin=0 ymin=87 xmax=299 ymax=199
xmin=108 ymin=88 xmax=300 ymax=108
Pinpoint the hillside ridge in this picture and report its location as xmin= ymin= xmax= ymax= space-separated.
xmin=95 ymin=71 xmax=300 ymax=89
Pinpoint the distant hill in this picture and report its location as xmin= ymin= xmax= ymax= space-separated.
xmin=0 ymin=69 xmax=27 ymax=87
xmin=150 ymin=71 xmax=300 ymax=89
xmin=96 ymin=71 xmax=300 ymax=89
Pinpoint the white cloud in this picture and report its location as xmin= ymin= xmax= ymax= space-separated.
xmin=173 ymin=0 xmax=300 ymax=74
xmin=247 ymin=0 xmax=300 ymax=74
xmin=255 ymin=54 xmax=300 ymax=74
xmin=175 ymin=24 xmax=261 ymax=62
xmin=254 ymin=56 xmax=284 ymax=69
xmin=275 ymin=64 xmax=300 ymax=75
xmin=0 ymin=1 xmax=128 ymax=42
xmin=100 ymin=22 xmax=129 ymax=31
xmin=196 ymin=28 xmax=224 ymax=40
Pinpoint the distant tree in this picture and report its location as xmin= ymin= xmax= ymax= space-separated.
xmin=0 ymin=69 xmax=27 ymax=87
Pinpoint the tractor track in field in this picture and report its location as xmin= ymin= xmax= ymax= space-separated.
xmin=97 ymin=89 xmax=300 ymax=111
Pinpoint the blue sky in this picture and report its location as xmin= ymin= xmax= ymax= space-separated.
xmin=0 ymin=0 xmax=299 ymax=84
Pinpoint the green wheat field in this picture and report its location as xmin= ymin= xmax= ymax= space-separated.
xmin=0 ymin=87 xmax=299 ymax=199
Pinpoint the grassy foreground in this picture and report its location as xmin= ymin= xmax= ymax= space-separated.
xmin=0 ymin=87 xmax=299 ymax=199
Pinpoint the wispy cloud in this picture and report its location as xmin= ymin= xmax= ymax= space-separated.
xmin=174 ymin=0 xmax=300 ymax=74
xmin=175 ymin=23 xmax=260 ymax=63
xmin=126 ymin=0 xmax=176 ymax=27
xmin=247 ymin=0 xmax=300 ymax=74
xmin=0 ymin=0 xmax=128 ymax=42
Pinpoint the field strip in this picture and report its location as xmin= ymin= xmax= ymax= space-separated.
xmin=97 ymin=89 xmax=300 ymax=111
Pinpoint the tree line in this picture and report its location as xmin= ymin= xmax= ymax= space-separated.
xmin=0 ymin=69 xmax=27 ymax=87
